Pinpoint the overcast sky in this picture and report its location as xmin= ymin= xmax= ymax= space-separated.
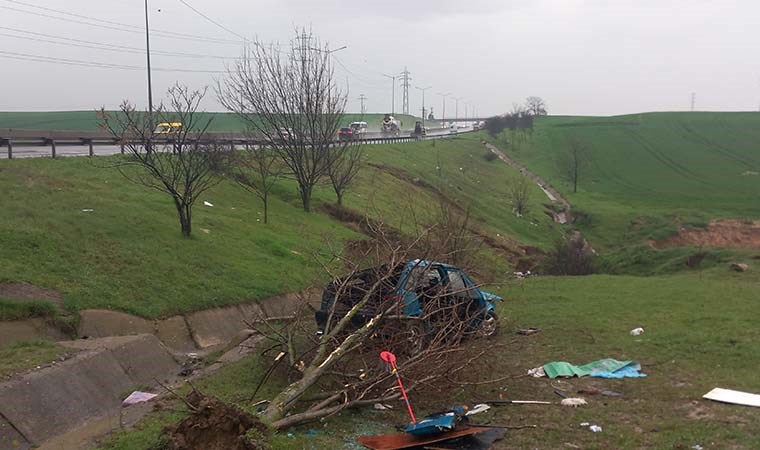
xmin=2 ymin=0 xmax=760 ymax=116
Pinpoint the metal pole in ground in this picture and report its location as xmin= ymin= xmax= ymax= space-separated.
xmin=88 ymin=140 xmax=94 ymax=157
xmin=5 ymin=139 xmax=11 ymax=159
xmin=51 ymin=140 xmax=56 ymax=158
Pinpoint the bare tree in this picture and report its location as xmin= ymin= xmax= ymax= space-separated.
xmin=218 ymin=28 xmax=346 ymax=213
xmin=99 ymin=84 xmax=223 ymax=237
xmin=559 ymin=135 xmax=591 ymax=193
xmin=246 ymin=221 xmax=496 ymax=430
xmin=525 ymin=96 xmax=548 ymax=117
xmin=219 ymin=142 xmax=282 ymax=224
xmin=509 ymin=176 xmax=531 ymax=216
xmin=326 ymin=143 xmax=363 ymax=206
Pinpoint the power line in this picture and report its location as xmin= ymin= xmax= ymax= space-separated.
xmin=0 ymin=50 xmax=226 ymax=73
xmin=0 ymin=3 xmax=240 ymax=44
xmin=177 ymin=0 xmax=247 ymax=42
xmin=0 ymin=27 xmax=239 ymax=60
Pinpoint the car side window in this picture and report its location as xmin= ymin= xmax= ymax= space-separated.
xmin=446 ymin=270 xmax=479 ymax=300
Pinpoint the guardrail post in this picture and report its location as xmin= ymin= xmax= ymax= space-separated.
xmin=50 ymin=140 xmax=56 ymax=158
xmin=88 ymin=140 xmax=94 ymax=157
xmin=5 ymin=139 xmax=11 ymax=159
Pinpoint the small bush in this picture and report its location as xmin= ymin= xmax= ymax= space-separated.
xmin=540 ymin=234 xmax=596 ymax=276
xmin=483 ymin=151 xmax=499 ymax=162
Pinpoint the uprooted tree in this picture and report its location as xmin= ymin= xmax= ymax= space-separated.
xmin=99 ymin=84 xmax=223 ymax=237
xmin=218 ymin=28 xmax=348 ymax=213
xmin=246 ymin=221 xmax=496 ymax=429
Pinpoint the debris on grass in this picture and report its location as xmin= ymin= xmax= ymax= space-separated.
xmin=527 ymin=366 xmax=546 ymax=378
xmin=465 ymin=404 xmax=491 ymax=416
xmin=577 ymin=388 xmax=623 ymax=397
xmin=703 ymin=387 xmax=760 ymax=407
xmin=204 ymin=200 xmax=214 ymax=207
xmin=122 ymin=391 xmax=157 ymax=406
xmin=630 ymin=327 xmax=644 ymax=336
xmin=589 ymin=425 xmax=602 ymax=433
xmin=543 ymin=359 xmax=646 ymax=379
xmin=729 ymin=262 xmax=749 ymax=272
xmin=357 ymin=426 xmax=496 ymax=450
xmin=560 ymin=397 xmax=587 ymax=407
xmin=517 ymin=327 xmax=541 ymax=336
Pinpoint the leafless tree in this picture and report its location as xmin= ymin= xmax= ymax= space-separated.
xmin=218 ymin=142 xmax=282 ymax=224
xmin=326 ymin=143 xmax=363 ymax=206
xmin=525 ymin=96 xmax=548 ymax=117
xmin=99 ymin=84 xmax=223 ymax=237
xmin=218 ymin=28 xmax=346 ymax=213
xmin=247 ymin=220 xmax=497 ymax=430
xmin=559 ymin=135 xmax=591 ymax=193
xmin=509 ymin=176 xmax=531 ymax=216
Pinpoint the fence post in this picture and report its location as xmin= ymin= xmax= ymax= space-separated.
xmin=50 ymin=140 xmax=56 ymax=158
xmin=88 ymin=140 xmax=94 ymax=157
xmin=5 ymin=139 xmax=11 ymax=159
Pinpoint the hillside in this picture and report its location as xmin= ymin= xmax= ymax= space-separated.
xmin=0 ymin=135 xmax=554 ymax=318
xmin=0 ymin=111 xmax=422 ymax=132
xmin=489 ymin=112 xmax=760 ymax=269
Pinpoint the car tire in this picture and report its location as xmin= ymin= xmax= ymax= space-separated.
xmin=480 ymin=311 xmax=499 ymax=338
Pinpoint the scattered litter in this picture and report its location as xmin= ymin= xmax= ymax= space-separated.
xmin=203 ymin=200 xmax=214 ymax=207
xmin=527 ymin=366 xmax=546 ymax=378
xmin=274 ymin=352 xmax=286 ymax=361
xmin=374 ymin=403 xmax=393 ymax=410
xmin=305 ymin=429 xmax=320 ymax=436
xmin=122 ymin=391 xmax=157 ymax=406
xmin=357 ymin=426 xmax=496 ymax=450
xmin=692 ymin=445 xmax=704 ymax=450
xmin=517 ymin=327 xmax=541 ymax=336
xmin=560 ymin=398 xmax=587 ymax=407
xmin=487 ymin=400 xmax=552 ymax=405
xmin=543 ymin=359 xmax=646 ymax=379
xmin=630 ymin=327 xmax=644 ymax=336
xmin=589 ymin=425 xmax=602 ymax=433
xmin=703 ymin=387 xmax=760 ymax=407
xmin=466 ymin=403 xmax=491 ymax=416
xmin=579 ymin=422 xmax=590 ymax=427
xmin=290 ymin=250 xmax=301 ymax=255
xmin=81 ymin=209 xmax=94 ymax=212
xmin=200 ymin=228 xmax=210 ymax=234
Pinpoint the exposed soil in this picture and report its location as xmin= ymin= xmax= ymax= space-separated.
xmin=0 ymin=282 xmax=63 ymax=306
xmin=653 ymin=219 xmax=760 ymax=249
xmin=163 ymin=390 xmax=269 ymax=450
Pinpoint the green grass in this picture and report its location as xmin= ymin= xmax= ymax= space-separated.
xmin=0 ymin=111 xmax=422 ymax=133
xmin=0 ymin=341 xmax=70 ymax=377
xmin=0 ymin=298 xmax=57 ymax=321
xmin=488 ymin=112 xmax=760 ymax=249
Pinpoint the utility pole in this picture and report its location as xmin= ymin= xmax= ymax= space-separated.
xmin=400 ymin=67 xmax=411 ymax=115
xmin=437 ymin=92 xmax=450 ymax=127
xmin=415 ymin=86 xmax=431 ymax=130
xmin=691 ymin=92 xmax=696 ymax=112
xmin=358 ymin=94 xmax=367 ymax=115
xmin=144 ymin=0 xmax=154 ymax=136
xmin=382 ymin=73 xmax=396 ymax=115
xmin=452 ymin=96 xmax=461 ymax=123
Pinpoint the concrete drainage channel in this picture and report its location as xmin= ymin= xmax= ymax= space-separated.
xmin=0 ymin=291 xmax=317 ymax=450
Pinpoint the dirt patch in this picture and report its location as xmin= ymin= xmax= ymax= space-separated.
xmin=163 ymin=390 xmax=269 ymax=450
xmin=0 ymin=282 xmax=63 ymax=306
xmin=653 ymin=219 xmax=760 ymax=249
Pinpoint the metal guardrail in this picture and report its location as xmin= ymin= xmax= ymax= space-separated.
xmin=0 ymin=128 xmax=475 ymax=159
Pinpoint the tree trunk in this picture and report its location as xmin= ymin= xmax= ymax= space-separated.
xmin=299 ymin=184 xmax=313 ymax=213
xmin=174 ymin=198 xmax=192 ymax=237
xmin=336 ymin=189 xmax=343 ymax=206
xmin=263 ymin=193 xmax=268 ymax=224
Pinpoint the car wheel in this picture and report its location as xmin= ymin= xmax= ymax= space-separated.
xmin=480 ymin=311 xmax=499 ymax=338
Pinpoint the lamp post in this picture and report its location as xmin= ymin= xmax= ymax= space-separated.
xmin=415 ymin=86 xmax=432 ymax=130
xmin=452 ymin=96 xmax=461 ymax=125
xmin=437 ymin=92 xmax=450 ymax=128
xmin=382 ymin=73 xmax=396 ymax=115
xmin=144 ymin=0 xmax=154 ymax=136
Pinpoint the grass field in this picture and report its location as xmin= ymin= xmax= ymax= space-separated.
xmin=95 ymin=267 xmax=760 ymax=449
xmin=0 ymin=136 xmax=548 ymax=318
xmin=489 ymin=112 xmax=760 ymax=250
xmin=0 ymin=111 xmax=422 ymax=132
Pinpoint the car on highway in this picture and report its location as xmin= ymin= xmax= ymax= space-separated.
xmin=154 ymin=122 xmax=183 ymax=134
xmin=349 ymin=121 xmax=368 ymax=136
xmin=338 ymin=127 xmax=355 ymax=141
xmin=314 ymin=259 xmax=502 ymax=338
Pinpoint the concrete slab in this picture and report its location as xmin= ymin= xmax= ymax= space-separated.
xmin=185 ymin=306 xmax=250 ymax=349
xmin=78 ymin=310 xmax=154 ymax=338
xmin=156 ymin=315 xmax=197 ymax=353
xmin=0 ymin=349 xmax=133 ymax=443
xmin=0 ymin=318 xmax=67 ymax=347
xmin=0 ymin=413 xmax=30 ymax=450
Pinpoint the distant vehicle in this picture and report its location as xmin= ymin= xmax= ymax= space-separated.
xmin=338 ymin=127 xmax=355 ymax=141
xmin=381 ymin=114 xmax=401 ymax=136
xmin=472 ymin=122 xmax=480 ymax=130
xmin=154 ymin=122 xmax=183 ymax=134
xmin=349 ymin=121 xmax=368 ymax=136
xmin=277 ymin=127 xmax=294 ymax=140
xmin=314 ymin=260 xmax=502 ymax=338
xmin=412 ymin=121 xmax=427 ymax=137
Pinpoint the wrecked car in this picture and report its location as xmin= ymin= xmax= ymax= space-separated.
xmin=315 ymin=259 xmax=502 ymax=337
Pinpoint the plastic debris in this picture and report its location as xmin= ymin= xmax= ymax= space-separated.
xmin=630 ymin=327 xmax=644 ymax=336
xmin=374 ymin=403 xmax=393 ymax=410
xmin=122 ymin=391 xmax=157 ymax=406
xmin=692 ymin=445 xmax=704 ymax=450
xmin=589 ymin=425 xmax=602 ymax=433
xmin=560 ymin=397 xmax=587 ymax=407
xmin=466 ymin=404 xmax=491 ymax=416
xmin=527 ymin=366 xmax=546 ymax=378
xmin=579 ymin=422 xmax=590 ymax=427
xmin=203 ymin=201 xmax=214 ymax=207
xmin=703 ymin=387 xmax=760 ymax=407
xmin=81 ymin=209 xmax=94 ymax=212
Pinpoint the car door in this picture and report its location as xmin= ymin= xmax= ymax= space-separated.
xmin=444 ymin=269 xmax=484 ymax=324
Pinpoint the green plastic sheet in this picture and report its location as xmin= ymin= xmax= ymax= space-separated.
xmin=543 ymin=359 xmax=640 ymax=379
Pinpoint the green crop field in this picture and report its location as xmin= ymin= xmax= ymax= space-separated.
xmin=489 ymin=112 xmax=760 ymax=246
xmin=0 ymin=111 xmax=422 ymax=132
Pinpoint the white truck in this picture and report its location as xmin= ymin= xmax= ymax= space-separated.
xmin=381 ymin=114 xmax=401 ymax=136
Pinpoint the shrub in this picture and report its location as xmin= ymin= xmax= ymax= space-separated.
xmin=541 ymin=234 xmax=596 ymax=276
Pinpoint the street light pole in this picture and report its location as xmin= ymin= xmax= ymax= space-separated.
xmin=382 ymin=74 xmax=396 ymax=115
xmin=144 ymin=0 xmax=154 ymax=134
xmin=415 ymin=86 xmax=432 ymax=130
xmin=453 ymin=97 xmax=461 ymax=124
xmin=437 ymin=92 xmax=450 ymax=127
